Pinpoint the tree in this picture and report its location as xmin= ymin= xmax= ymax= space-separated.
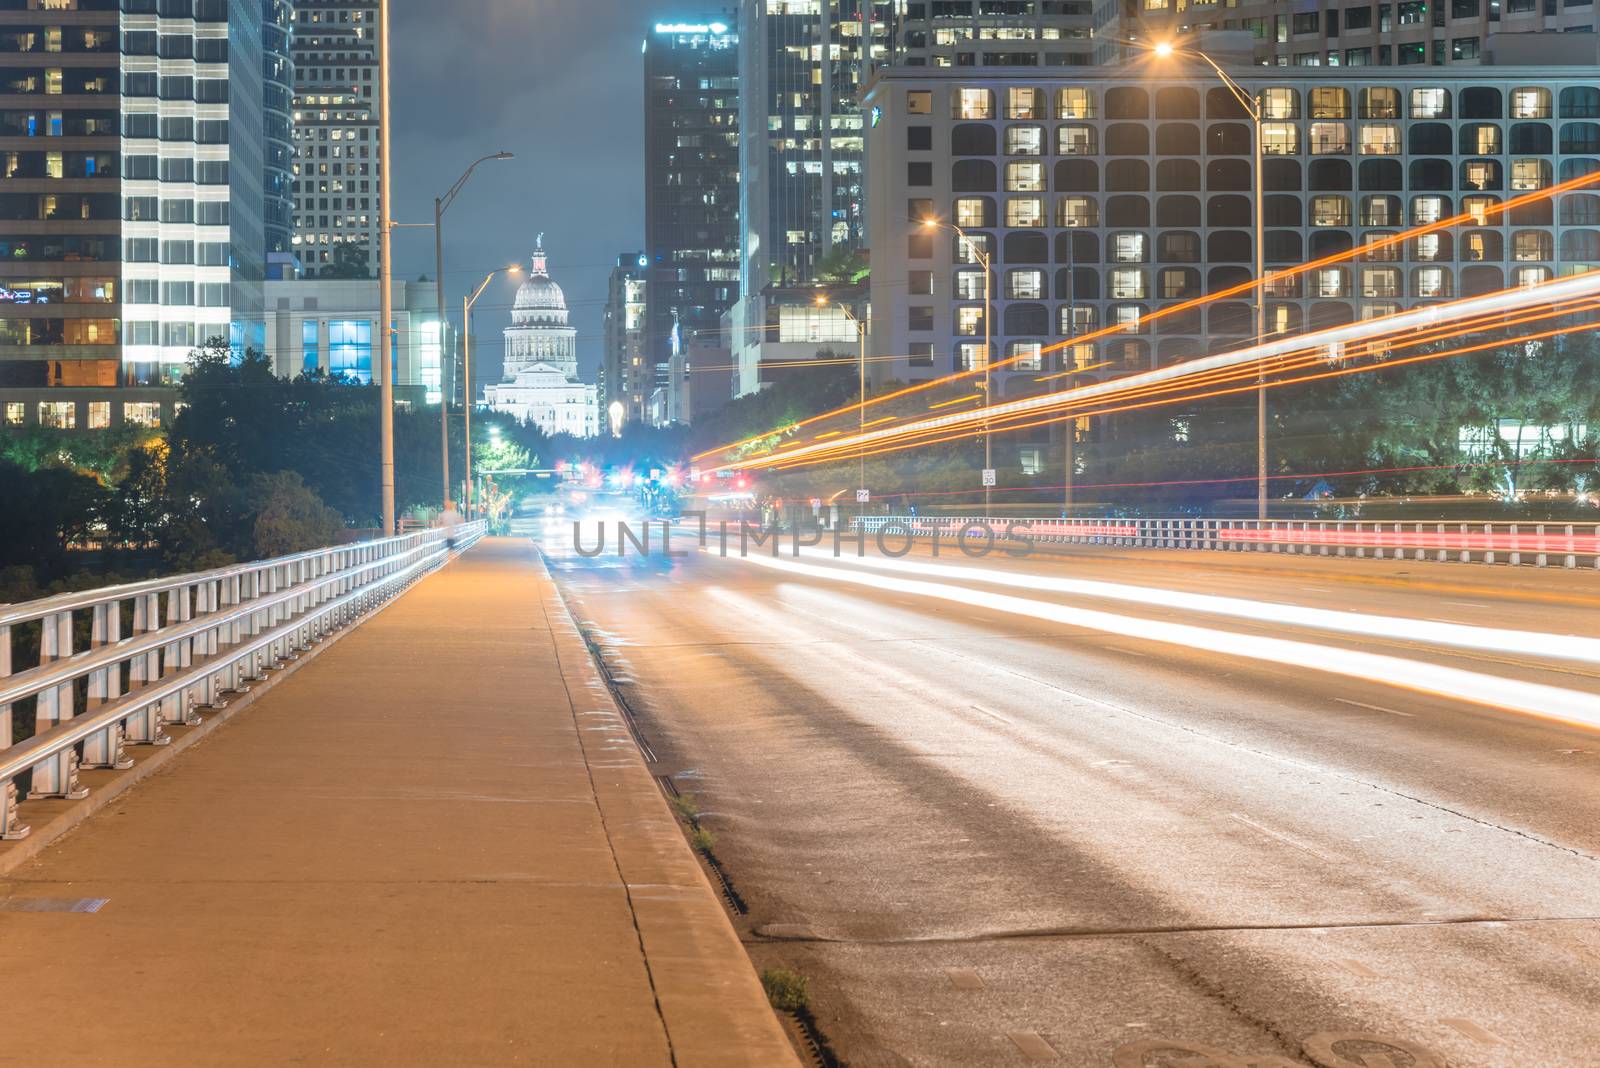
xmin=323 ymin=241 xmax=372 ymax=280
xmin=251 ymin=471 xmax=348 ymax=556
xmin=0 ymin=460 xmax=109 ymax=577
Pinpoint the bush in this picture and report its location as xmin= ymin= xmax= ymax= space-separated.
xmin=760 ymin=968 xmax=810 ymax=1013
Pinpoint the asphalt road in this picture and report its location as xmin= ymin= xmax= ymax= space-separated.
xmin=540 ymin=521 xmax=1600 ymax=1067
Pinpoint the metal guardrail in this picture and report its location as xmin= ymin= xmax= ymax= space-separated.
xmin=0 ymin=521 xmax=486 ymax=841
xmin=850 ymin=516 xmax=1600 ymax=569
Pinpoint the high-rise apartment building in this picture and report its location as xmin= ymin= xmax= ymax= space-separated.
xmin=644 ymin=17 xmax=740 ymax=421
xmin=289 ymin=0 xmax=379 ymax=278
xmin=1107 ymin=0 xmax=1600 ymax=67
xmin=601 ymin=253 xmax=651 ymax=427
xmin=0 ymin=0 xmax=272 ymax=430
xmin=264 ymin=0 xmax=295 ymax=275
xmin=728 ymin=0 xmax=1111 ymax=393
xmin=866 ymin=57 xmax=1600 ymax=410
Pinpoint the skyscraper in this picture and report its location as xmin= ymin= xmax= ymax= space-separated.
xmin=0 ymin=0 xmax=274 ymax=430
xmin=643 ymin=17 xmax=740 ymax=423
xmin=290 ymin=0 xmax=380 ymax=279
xmin=263 ymin=0 xmax=296 ymax=277
xmin=601 ymin=253 xmax=650 ymax=428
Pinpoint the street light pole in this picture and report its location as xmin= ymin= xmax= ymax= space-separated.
xmin=376 ymin=0 xmax=395 ymax=535
xmin=817 ymin=294 xmax=869 ymax=499
xmin=920 ymin=217 xmax=994 ymax=511
xmin=433 ymin=152 xmax=514 ymax=515
xmin=463 ymin=265 xmax=520 ymax=518
xmin=1155 ymin=44 xmax=1268 ymax=519
xmin=953 ymin=222 xmax=993 ymax=513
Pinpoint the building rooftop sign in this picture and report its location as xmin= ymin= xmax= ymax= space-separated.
xmin=654 ymin=21 xmax=728 ymax=34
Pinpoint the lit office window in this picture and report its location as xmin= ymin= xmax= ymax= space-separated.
xmin=1261 ymin=122 xmax=1299 ymax=154
xmin=1511 ymin=87 xmax=1550 ymax=119
xmin=955 ymin=88 xmax=993 ymax=119
xmin=328 ymin=319 xmax=373 ymax=383
xmin=124 ymin=402 xmax=161 ymax=427
xmin=1005 ymin=196 xmax=1044 ymax=227
xmin=38 ymin=401 xmax=74 ymax=428
xmin=1056 ymin=196 xmax=1097 ymax=227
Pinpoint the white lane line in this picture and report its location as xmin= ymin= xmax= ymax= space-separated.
xmin=1444 ymin=601 xmax=1493 ymax=609
xmin=1441 ymin=1018 xmax=1506 ymax=1046
xmin=946 ymin=968 xmax=985 ymax=990
xmin=1301 ymin=586 xmax=1333 ymax=593
xmin=1008 ymin=1031 xmax=1060 ymax=1061
xmin=1336 ymin=959 xmax=1382 ymax=979
xmin=791 ymin=547 xmax=1600 ymax=665
xmin=969 ymin=704 xmax=1012 ymax=725
xmin=1335 ymin=698 xmax=1416 ymax=718
xmin=1229 ymin=813 xmax=1340 ymax=864
xmin=721 ymin=550 xmax=1600 ymax=730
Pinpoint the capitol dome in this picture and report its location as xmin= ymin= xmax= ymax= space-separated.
xmin=511 ymin=236 xmax=569 ymax=324
xmin=500 ymin=232 xmax=579 ymax=384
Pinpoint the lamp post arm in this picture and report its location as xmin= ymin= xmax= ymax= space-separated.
xmin=439 ymin=152 xmax=514 ymax=217
xmin=1192 ymin=50 xmax=1260 ymax=121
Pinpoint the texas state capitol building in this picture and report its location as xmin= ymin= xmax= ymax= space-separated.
xmin=484 ymin=238 xmax=600 ymax=438
xmin=864 ymin=31 xmax=1600 ymax=407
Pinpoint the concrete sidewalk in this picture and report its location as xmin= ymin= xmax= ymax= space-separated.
xmin=0 ymin=538 xmax=797 ymax=1067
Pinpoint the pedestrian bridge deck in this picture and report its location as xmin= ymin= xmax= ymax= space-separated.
xmin=0 ymin=538 xmax=793 ymax=1066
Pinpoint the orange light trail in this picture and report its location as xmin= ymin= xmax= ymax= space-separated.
xmin=691 ymin=167 xmax=1600 ymax=463
xmin=771 ymin=315 xmax=1599 ymax=471
xmin=750 ymin=290 xmax=1600 ymax=470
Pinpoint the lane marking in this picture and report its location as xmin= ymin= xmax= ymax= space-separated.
xmin=969 ymin=704 xmax=1012 ymax=725
xmin=1444 ymin=601 xmax=1492 ymax=609
xmin=1335 ymin=698 xmax=1416 ymax=718
xmin=1008 ymin=1031 xmax=1060 ymax=1061
xmin=789 ymin=547 xmax=1600 ymax=665
xmin=0 ymin=897 xmax=108 ymax=913
xmin=1229 ymin=813 xmax=1339 ymax=864
xmin=1335 ymin=958 xmax=1381 ymax=979
xmin=946 ymin=968 xmax=985 ymax=990
xmin=1440 ymin=1018 xmax=1506 ymax=1046
xmin=720 ymin=550 xmax=1600 ymax=731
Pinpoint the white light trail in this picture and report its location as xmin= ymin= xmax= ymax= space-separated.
xmin=727 ymin=272 xmax=1600 ymax=471
xmin=791 ymin=548 xmax=1600 ymax=664
xmin=715 ymin=550 xmax=1600 ymax=730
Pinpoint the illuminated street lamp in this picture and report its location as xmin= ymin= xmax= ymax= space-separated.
xmin=434 ymin=151 xmax=514 ymax=515
xmin=608 ymin=400 xmax=625 ymax=438
xmin=463 ymin=264 xmax=521 ymax=517
xmin=923 ymin=216 xmax=994 ymax=511
xmin=1148 ymin=41 xmax=1269 ymax=519
xmin=816 ymin=293 xmax=868 ymax=499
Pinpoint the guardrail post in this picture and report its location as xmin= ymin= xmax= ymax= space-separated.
xmin=1564 ymin=524 xmax=1578 ymax=570
xmin=0 ymin=624 xmax=27 ymax=839
xmin=159 ymin=585 xmax=201 ymax=728
xmin=1509 ymin=524 xmax=1523 ymax=567
xmin=1484 ymin=523 xmax=1497 ymax=565
xmin=124 ymin=592 xmax=168 ymax=746
xmin=81 ymin=601 xmax=132 ymax=771
xmin=29 ymin=609 xmax=87 ymax=800
xmin=1534 ymin=524 xmax=1547 ymax=568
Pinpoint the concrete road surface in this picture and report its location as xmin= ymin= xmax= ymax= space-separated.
xmin=542 ymin=526 xmax=1600 ymax=1067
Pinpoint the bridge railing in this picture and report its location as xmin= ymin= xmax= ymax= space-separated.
xmin=0 ymin=521 xmax=485 ymax=841
xmin=850 ymin=516 xmax=1600 ymax=569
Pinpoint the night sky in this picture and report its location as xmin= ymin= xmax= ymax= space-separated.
xmin=388 ymin=0 xmax=657 ymax=381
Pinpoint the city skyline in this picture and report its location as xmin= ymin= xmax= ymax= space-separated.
xmin=389 ymin=0 xmax=665 ymax=381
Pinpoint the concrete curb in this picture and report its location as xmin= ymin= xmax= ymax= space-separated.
xmin=0 ymin=550 xmax=455 ymax=880
xmin=534 ymin=553 xmax=802 ymax=1068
